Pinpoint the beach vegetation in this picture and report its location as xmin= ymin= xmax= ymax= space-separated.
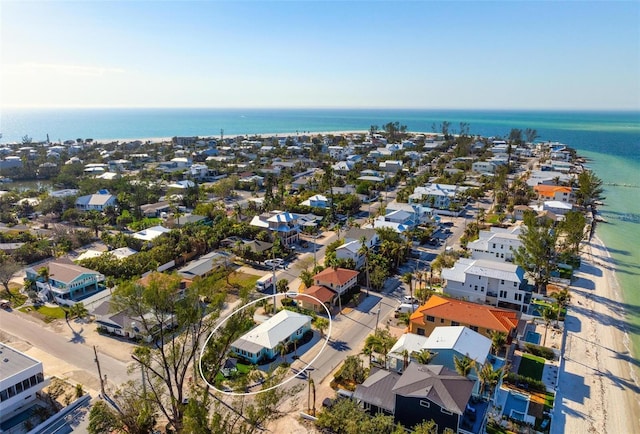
xmin=513 ymin=211 xmax=558 ymax=294
xmin=316 ymin=397 xmax=406 ymax=434
xmin=524 ymin=343 xmax=555 ymax=361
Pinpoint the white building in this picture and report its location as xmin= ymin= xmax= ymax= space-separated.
xmin=0 ymin=343 xmax=49 ymax=424
xmin=408 ymin=183 xmax=468 ymax=212
xmin=133 ymin=225 xmax=172 ymax=241
xmin=75 ymin=189 xmax=117 ymax=211
xmin=441 ymin=258 xmax=531 ymax=312
xmin=467 ymin=225 xmax=522 ymax=262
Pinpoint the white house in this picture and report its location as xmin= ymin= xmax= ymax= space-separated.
xmin=0 ymin=344 xmax=49 ymax=425
xmin=249 ymin=211 xmax=300 ymax=245
xmin=386 ymin=333 xmax=430 ymax=373
xmin=75 ymin=189 xmax=117 ymax=211
xmin=472 ymin=161 xmax=498 ymax=174
xmin=408 ymin=183 xmax=468 ymax=211
xmin=300 ymin=194 xmax=331 ymax=209
xmin=133 ymin=225 xmax=172 ymax=241
xmin=441 ymin=258 xmax=531 ymax=312
xmin=230 ymin=310 xmax=312 ymax=364
xmin=467 ymin=225 xmax=522 ymax=262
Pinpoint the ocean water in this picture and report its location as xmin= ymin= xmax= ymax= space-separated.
xmin=1 ymin=107 xmax=639 ymax=355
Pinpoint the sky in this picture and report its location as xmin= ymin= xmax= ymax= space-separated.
xmin=1 ymin=0 xmax=639 ymax=110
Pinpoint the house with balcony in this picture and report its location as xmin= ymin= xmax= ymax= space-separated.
xmin=467 ymin=225 xmax=522 ymax=262
xmin=300 ymin=194 xmax=331 ymax=209
xmin=0 ymin=344 xmax=49 ymax=426
xmin=230 ymin=310 xmax=312 ymax=364
xmin=353 ymin=364 xmax=480 ymax=434
xmin=409 ymin=295 xmax=520 ymax=341
xmin=441 ymin=258 xmax=531 ymax=312
xmin=313 ymin=267 xmax=359 ymax=298
xmin=335 ymin=228 xmax=380 ymax=270
xmin=26 ymin=259 xmax=105 ymax=305
xmin=408 ymin=183 xmax=468 ymax=214
xmin=249 ymin=211 xmax=300 ymax=245
xmin=295 ymin=285 xmax=337 ymax=314
xmin=75 ymin=189 xmax=117 ymax=212
xmin=533 ymin=185 xmax=575 ymax=204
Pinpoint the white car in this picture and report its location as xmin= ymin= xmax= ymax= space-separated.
xmin=265 ymin=258 xmax=284 ymax=268
xmin=402 ymin=295 xmax=418 ymax=304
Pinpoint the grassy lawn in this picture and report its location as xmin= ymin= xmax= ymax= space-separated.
xmin=19 ymin=305 xmax=67 ymax=323
xmin=0 ymin=287 xmax=28 ymax=307
xmin=209 ymin=270 xmax=259 ymax=294
xmin=518 ymin=353 xmax=545 ymax=380
xmin=485 ymin=214 xmax=503 ymax=224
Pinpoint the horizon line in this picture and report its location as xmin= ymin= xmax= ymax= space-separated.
xmin=2 ymin=105 xmax=639 ymax=112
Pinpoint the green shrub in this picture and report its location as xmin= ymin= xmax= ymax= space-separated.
xmin=524 ymin=343 xmax=555 ymax=360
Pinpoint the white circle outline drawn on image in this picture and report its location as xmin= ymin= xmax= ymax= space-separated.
xmin=198 ymin=291 xmax=333 ymax=396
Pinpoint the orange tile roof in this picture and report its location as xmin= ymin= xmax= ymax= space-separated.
xmin=533 ymin=185 xmax=572 ymax=198
xmin=313 ymin=267 xmax=359 ymax=285
xmin=296 ymin=285 xmax=336 ymax=304
xmin=412 ymin=295 xmax=519 ymax=333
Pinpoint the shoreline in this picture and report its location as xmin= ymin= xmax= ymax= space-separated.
xmin=553 ymin=234 xmax=640 ymax=433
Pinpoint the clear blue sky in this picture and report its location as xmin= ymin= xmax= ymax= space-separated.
xmin=2 ymin=1 xmax=639 ymax=109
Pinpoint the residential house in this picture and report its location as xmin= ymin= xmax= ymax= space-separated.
xmin=354 ymin=364 xmax=477 ymax=433
xmin=26 ymin=259 xmax=105 ymax=305
xmin=379 ymin=160 xmax=403 ymax=173
xmin=541 ymin=200 xmax=573 ymax=216
xmin=386 ymin=201 xmax=435 ymax=226
xmin=295 ymin=285 xmax=336 ymax=314
xmin=472 ymin=161 xmax=498 ymax=174
xmin=75 ymin=189 xmax=117 ymax=211
xmin=409 ymin=183 xmax=468 ymax=212
xmin=441 ymin=258 xmax=531 ymax=312
xmin=249 ymin=211 xmax=300 ymax=245
xmin=77 ymin=247 xmax=137 ymax=262
xmin=533 ymin=185 xmax=575 ymax=204
xmin=422 ymin=326 xmax=492 ymax=381
xmin=408 ymin=295 xmax=520 ymax=341
xmin=386 ymin=333 xmax=430 ymax=373
xmin=140 ymin=201 xmax=172 ymax=218
xmin=467 ymin=225 xmax=522 ymax=262
xmin=313 ymin=267 xmax=359 ymax=298
xmin=335 ymin=227 xmax=380 ymax=269
xmin=0 ymin=344 xmax=49 ymax=425
xmin=230 ymin=310 xmax=312 ymax=364
xmin=133 ymin=225 xmax=171 ymax=241
xmin=177 ymin=251 xmax=232 ymax=281
xmin=300 ymin=194 xmax=331 ymax=209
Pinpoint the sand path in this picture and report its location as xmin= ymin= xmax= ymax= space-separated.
xmin=553 ymin=236 xmax=640 ymax=433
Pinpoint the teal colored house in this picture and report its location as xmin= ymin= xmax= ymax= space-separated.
xmin=230 ymin=310 xmax=312 ymax=364
xmin=26 ymin=259 xmax=105 ymax=306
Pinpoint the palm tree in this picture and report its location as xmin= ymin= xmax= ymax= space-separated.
xmin=489 ymin=331 xmax=508 ymax=356
xmin=453 ymin=355 xmax=476 ymax=378
xmin=551 ymin=288 xmax=571 ymax=321
xmin=314 ymin=317 xmax=329 ymax=337
xmin=478 ymin=363 xmax=503 ymax=398
xmin=276 ymin=342 xmax=287 ymax=364
xmin=401 ymin=272 xmax=414 ymax=313
xmin=300 ymin=269 xmax=314 ymax=289
xmin=540 ymin=305 xmax=557 ymax=346
xmin=357 ymin=236 xmax=371 ymax=296
xmin=37 ymin=266 xmax=51 ymax=300
xmin=411 ymin=349 xmax=437 ymax=365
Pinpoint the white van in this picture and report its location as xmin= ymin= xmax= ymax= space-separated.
xmin=395 ymin=303 xmax=419 ymax=317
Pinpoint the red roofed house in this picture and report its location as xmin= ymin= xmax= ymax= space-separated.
xmin=533 ymin=185 xmax=575 ymax=204
xmin=408 ymin=295 xmax=520 ymax=341
xmin=295 ymin=285 xmax=337 ymax=314
xmin=313 ymin=267 xmax=359 ymax=298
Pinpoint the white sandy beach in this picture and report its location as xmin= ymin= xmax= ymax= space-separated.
xmin=553 ymin=236 xmax=640 ymax=433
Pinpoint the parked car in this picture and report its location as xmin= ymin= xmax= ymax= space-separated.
xmin=402 ymin=295 xmax=418 ymax=304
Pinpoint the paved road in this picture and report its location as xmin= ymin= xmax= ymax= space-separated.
xmin=0 ymin=309 xmax=133 ymax=388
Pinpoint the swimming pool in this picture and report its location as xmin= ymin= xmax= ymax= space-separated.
xmin=503 ymin=391 xmax=529 ymax=421
xmin=525 ymin=330 xmax=541 ymax=345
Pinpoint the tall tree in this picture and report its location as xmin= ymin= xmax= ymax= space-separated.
xmin=357 ymin=236 xmax=371 ymax=296
xmin=111 ymin=273 xmax=227 ymax=432
xmin=0 ymin=255 xmax=22 ymax=294
xmin=576 ymin=170 xmax=605 ymax=240
xmin=513 ymin=211 xmax=558 ymax=293
xmin=401 ymin=272 xmax=414 ymax=313
xmin=560 ymin=210 xmax=587 ymax=256
xmin=453 ymin=354 xmax=476 ymax=378
xmin=489 ymin=331 xmax=507 ymax=356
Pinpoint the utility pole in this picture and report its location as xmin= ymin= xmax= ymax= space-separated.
xmin=93 ymin=346 xmax=105 ymax=396
xmin=375 ymin=307 xmax=381 ymax=332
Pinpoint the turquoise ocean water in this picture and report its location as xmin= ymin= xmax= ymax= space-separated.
xmin=1 ymin=108 xmax=639 ymax=355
